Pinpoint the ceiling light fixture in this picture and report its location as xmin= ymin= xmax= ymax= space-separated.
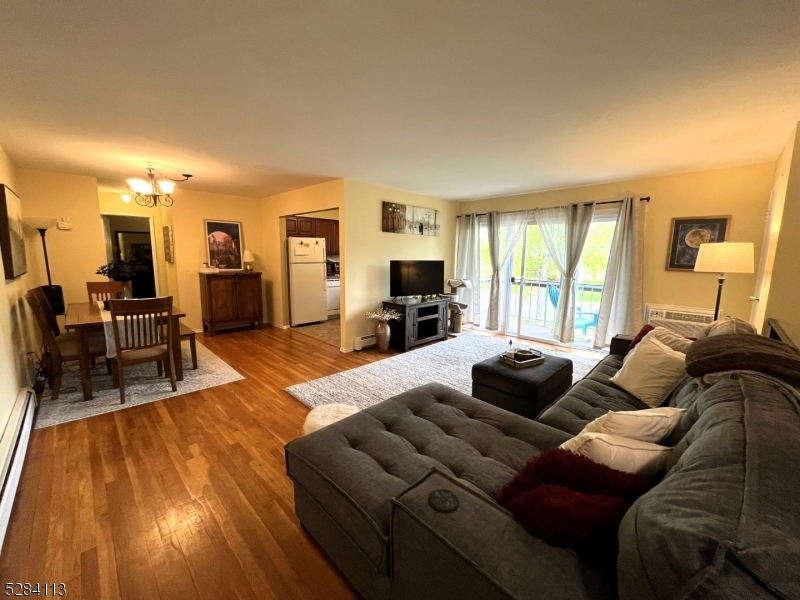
xmin=125 ymin=163 xmax=192 ymax=208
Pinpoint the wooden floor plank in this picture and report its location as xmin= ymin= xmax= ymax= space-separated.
xmin=1 ymin=326 xmax=381 ymax=599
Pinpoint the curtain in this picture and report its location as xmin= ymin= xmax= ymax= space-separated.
xmin=454 ymin=214 xmax=481 ymax=324
xmin=534 ymin=203 xmax=595 ymax=343
xmin=594 ymin=197 xmax=646 ymax=348
xmin=485 ymin=210 xmax=531 ymax=330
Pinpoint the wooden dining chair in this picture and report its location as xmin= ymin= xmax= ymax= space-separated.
xmin=87 ymin=281 xmax=124 ymax=303
xmin=25 ymin=290 xmax=107 ymax=400
xmin=109 ymin=297 xmax=176 ymax=404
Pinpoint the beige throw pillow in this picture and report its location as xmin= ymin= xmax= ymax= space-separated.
xmin=560 ymin=432 xmax=671 ymax=477
xmin=582 ymin=407 xmax=686 ymax=444
xmin=611 ymin=336 xmax=686 ymax=407
xmin=697 ymin=316 xmax=756 ymax=338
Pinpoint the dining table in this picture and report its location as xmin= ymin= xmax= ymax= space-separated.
xmin=64 ymin=301 xmax=187 ymax=401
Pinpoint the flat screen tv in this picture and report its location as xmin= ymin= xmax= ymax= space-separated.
xmin=390 ymin=260 xmax=444 ymax=297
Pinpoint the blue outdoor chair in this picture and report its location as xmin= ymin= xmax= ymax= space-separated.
xmin=547 ymin=284 xmax=599 ymax=335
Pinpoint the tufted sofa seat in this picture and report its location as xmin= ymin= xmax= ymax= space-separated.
xmin=285 ymin=383 xmax=571 ymax=595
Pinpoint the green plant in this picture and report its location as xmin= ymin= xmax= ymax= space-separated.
xmin=96 ymin=260 xmax=146 ymax=281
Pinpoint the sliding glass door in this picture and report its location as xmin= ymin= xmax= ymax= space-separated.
xmin=476 ymin=208 xmax=617 ymax=348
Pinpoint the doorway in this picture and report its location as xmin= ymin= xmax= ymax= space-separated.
xmin=101 ymin=214 xmax=158 ymax=298
xmin=476 ymin=209 xmax=618 ymax=349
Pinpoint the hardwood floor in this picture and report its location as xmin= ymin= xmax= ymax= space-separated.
xmin=0 ymin=326 xmax=391 ymax=600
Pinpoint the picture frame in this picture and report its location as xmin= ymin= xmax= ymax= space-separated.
xmin=0 ymin=184 xmax=27 ymax=280
xmin=205 ymin=220 xmax=244 ymax=270
xmin=666 ymin=215 xmax=730 ymax=271
xmin=382 ymin=201 xmax=440 ymax=237
xmin=163 ymin=225 xmax=174 ymax=263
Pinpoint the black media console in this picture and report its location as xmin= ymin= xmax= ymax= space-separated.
xmin=382 ymin=298 xmax=448 ymax=352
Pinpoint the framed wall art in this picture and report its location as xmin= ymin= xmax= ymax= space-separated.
xmin=205 ymin=220 xmax=244 ymax=270
xmin=666 ymin=215 xmax=730 ymax=271
xmin=163 ymin=225 xmax=175 ymax=263
xmin=382 ymin=201 xmax=440 ymax=237
xmin=0 ymin=184 xmax=27 ymax=280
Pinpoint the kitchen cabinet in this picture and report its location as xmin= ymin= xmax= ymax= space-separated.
xmin=200 ymin=272 xmax=263 ymax=336
xmin=285 ymin=216 xmax=316 ymax=237
xmin=286 ymin=216 xmax=339 ymax=255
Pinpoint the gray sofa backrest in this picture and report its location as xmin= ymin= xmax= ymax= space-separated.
xmin=617 ymin=373 xmax=800 ymax=600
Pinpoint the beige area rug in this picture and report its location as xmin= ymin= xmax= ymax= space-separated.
xmin=35 ymin=342 xmax=243 ymax=429
xmin=286 ymin=333 xmax=601 ymax=409
xmin=292 ymin=318 xmax=341 ymax=347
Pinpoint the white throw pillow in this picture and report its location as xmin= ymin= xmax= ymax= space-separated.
xmin=623 ymin=327 xmax=692 ymax=364
xmin=611 ymin=336 xmax=686 ymax=407
xmin=560 ymin=432 xmax=671 ymax=477
xmin=582 ymin=407 xmax=687 ymax=444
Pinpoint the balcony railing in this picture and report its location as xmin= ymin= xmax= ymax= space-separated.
xmin=477 ymin=277 xmax=603 ymax=332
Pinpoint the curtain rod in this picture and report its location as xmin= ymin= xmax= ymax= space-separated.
xmin=456 ymin=196 xmax=650 ymax=218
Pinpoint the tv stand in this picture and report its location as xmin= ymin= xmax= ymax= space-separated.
xmin=383 ymin=298 xmax=448 ymax=352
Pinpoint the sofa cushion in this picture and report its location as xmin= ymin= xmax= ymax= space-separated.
xmin=697 ymin=316 xmax=756 ymax=338
xmin=285 ymin=383 xmax=571 ymax=573
xmin=536 ymin=354 xmax=651 ymax=435
xmin=617 ymin=372 xmax=800 ymax=600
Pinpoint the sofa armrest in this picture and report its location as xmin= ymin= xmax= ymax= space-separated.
xmin=390 ymin=469 xmax=615 ymax=600
xmin=610 ymin=334 xmax=634 ymax=357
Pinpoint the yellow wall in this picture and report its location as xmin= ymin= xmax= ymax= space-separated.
xmin=763 ymin=124 xmax=800 ymax=340
xmin=0 ymin=148 xmax=43 ymax=430
xmin=343 ymin=180 xmax=458 ymax=351
xmin=260 ymin=179 xmax=345 ymax=329
xmin=460 ymin=163 xmax=775 ymax=320
xmin=297 ymin=208 xmax=340 ymax=220
xmin=169 ymin=189 xmax=265 ymax=331
xmin=17 ymin=169 xmax=107 ymax=308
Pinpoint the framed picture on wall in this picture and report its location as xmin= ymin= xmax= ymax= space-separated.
xmin=666 ymin=215 xmax=730 ymax=271
xmin=0 ymin=184 xmax=27 ymax=280
xmin=382 ymin=201 xmax=440 ymax=237
xmin=205 ymin=220 xmax=244 ymax=270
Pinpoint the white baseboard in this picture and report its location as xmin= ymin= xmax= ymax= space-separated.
xmin=0 ymin=389 xmax=37 ymax=553
xmin=269 ymin=322 xmax=291 ymax=330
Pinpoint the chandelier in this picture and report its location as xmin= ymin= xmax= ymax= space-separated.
xmin=124 ymin=164 xmax=193 ymax=207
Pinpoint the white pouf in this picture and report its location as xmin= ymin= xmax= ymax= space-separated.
xmin=303 ymin=404 xmax=360 ymax=435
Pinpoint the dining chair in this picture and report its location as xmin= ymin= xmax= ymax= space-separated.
xmin=25 ymin=290 xmax=107 ymax=400
xmin=87 ymin=281 xmax=124 ymax=303
xmin=109 ymin=297 xmax=176 ymax=404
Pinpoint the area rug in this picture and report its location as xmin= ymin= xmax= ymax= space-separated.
xmin=286 ymin=333 xmax=601 ymax=410
xmin=35 ymin=342 xmax=243 ymax=429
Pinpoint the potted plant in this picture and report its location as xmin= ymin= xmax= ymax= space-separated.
xmin=96 ymin=260 xmax=147 ymax=298
xmin=365 ymin=307 xmax=402 ymax=353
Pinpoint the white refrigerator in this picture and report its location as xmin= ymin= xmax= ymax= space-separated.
xmin=288 ymin=237 xmax=329 ymax=326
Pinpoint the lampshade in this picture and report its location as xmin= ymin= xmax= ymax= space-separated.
xmin=158 ymin=180 xmax=176 ymax=194
xmin=694 ymin=242 xmax=754 ymax=274
xmin=242 ymin=250 xmax=255 ymax=263
xmin=23 ymin=217 xmax=58 ymax=231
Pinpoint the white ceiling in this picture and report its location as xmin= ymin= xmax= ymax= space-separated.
xmin=1 ymin=1 xmax=799 ymax=200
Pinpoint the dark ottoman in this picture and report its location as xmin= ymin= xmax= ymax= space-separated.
xmin=471 ymin=354 xmax=573 ymax=419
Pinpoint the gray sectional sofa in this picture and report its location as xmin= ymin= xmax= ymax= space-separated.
xmin=285 ymin=335 xmax=800 ymax=600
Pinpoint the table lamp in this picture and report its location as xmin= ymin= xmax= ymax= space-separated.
xmin=694 ymin=242 xmax=754 ymax=319
xmin=242 ymin=249 xmax=255 ymax=271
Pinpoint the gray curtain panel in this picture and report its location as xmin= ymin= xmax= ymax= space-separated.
xmin=594 ymin=197 xmax=646 ymax=348
xmin=534 ymin=204 xmax=596 ymax=343
xmin=455 ymin=214 xmax=481 ymax=325
xmin=485 ymin=210 xmax=531 ymax=331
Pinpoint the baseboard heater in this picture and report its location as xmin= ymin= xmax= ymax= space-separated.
xmin=354 ymin=333 xmax=377 ymax=350
xmin=0 ymin=389 xmax=37 ymax=553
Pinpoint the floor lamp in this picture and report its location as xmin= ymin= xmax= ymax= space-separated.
xmin=23 ymin=217 xmax=65 ymax=314
xmin=693 ymin=242 xmax=754 ymax=320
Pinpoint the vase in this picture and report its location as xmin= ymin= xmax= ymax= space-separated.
xmin=375 ymin=321 xmax=391 ymax=353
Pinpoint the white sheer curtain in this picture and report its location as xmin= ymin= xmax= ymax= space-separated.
xmin=454 ymin=214 xmax=481 ymax=325
xmin=534 ymin=203 xmax=595 ymax=343
xmin=485 ymin=210 xmax=531 ymax=330
xmin=594 ymin=197 xmax=646 ymax=348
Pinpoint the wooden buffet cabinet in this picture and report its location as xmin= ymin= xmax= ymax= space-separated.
xmin=200 ymin=272 xmax=263 ymax=336
xmin=285 ymin=216 xmax=339 ymax=255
